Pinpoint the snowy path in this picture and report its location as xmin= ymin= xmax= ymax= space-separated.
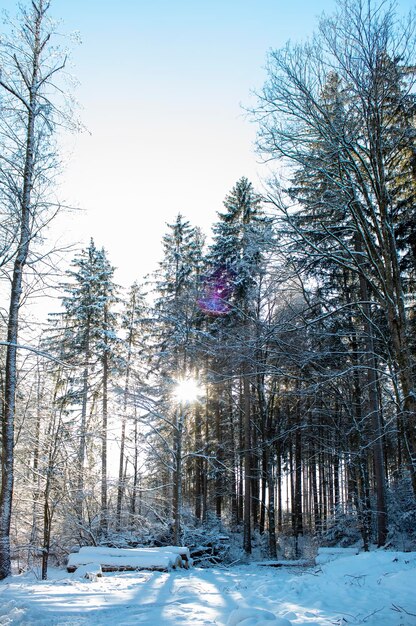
xmin=1 ymin=568 xmax=239 ymax=625
xmin=1 ymin=551 xmax=416 ymax=625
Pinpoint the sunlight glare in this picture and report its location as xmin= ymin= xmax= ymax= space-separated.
xmin=173 ymin=378 xmax=202 ymax=404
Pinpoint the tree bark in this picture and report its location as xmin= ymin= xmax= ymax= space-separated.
xmin=243 ymin=372 xmax=252 ymax=554
xmin=356 ymin=248 xmax=388 ymax=547
xmin=100 ymin=328 xmax=109 ymax=536
xmin=173 ymin=407 xmax=183 ymax=545
xmin=0 ymin=2 xmax=42 ymax=579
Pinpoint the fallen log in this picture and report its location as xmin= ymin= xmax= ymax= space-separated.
xmin=256 ymin=559 xmax=313 ymax=568
xmin=78 ymin=545 xmax=190 ymax=567
xmin=67 ymin=549 xmax=183 ymax=573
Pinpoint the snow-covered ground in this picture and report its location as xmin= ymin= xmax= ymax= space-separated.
xmin=1 ymin=550 xmax=415 ymax=625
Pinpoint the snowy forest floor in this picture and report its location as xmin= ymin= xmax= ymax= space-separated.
xmin=1 ymin=550 xmax=416 ymax=626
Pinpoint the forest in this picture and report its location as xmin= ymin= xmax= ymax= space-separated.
xmin=0 ymin=0 xmax=415 ymax=584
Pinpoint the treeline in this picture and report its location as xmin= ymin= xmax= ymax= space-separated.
xmin=0 ymin=0 xmax=415 ymax=579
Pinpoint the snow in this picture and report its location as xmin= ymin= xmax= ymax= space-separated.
xmin=0 ymin=549 xmax=415 ymax=625
xmin=72 ymin=563 xmax=102 ymax=581
xmin=77 ymin=545 xmax=190 ymax=560
xmin=315 ymin=547 xmax=359 ymax=565
xmin=66 ymin=546 xmax=190 ymax=572
xmin=67 ymin=549 xmax=183 ymax=572
xmin=256 ymin=560 xmax=312 ymax=567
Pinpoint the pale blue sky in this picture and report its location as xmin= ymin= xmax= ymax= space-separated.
xmin=2 ymin=0 xmax=414 ymax=288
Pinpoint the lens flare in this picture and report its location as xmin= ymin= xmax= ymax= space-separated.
xmin=197 ymin=266 xmax=234 ymax=316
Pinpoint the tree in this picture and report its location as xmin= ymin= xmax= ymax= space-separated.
xmin=0 ymin=0 xmax=76 ymax=579
xmin=206 ymin=177 xmax=271 ymax=553
xmin=55 ymin=240 xmax=118 ymax=537
xmin=147 ymin=214 xmax=204 ymax=540
xmin=152 ymin=214 xmax=204 ymax=371
xmin=116 ymin=281 xmax=148 ymax=530
xmin=283 ymin=69 xmax=389 ymax=546
xmin=253 ymin=0 xmax=416 ymax=505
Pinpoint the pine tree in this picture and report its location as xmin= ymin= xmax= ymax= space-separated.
xmin=206 ymin=177 xmax=272 ymax=553
xmin=53 ymin=240 xmax=119 ymax=537
xmin=116 ymin=281 xmax=148 ymax=530
xmin=147 ymin=214 xmax=204 ymax=542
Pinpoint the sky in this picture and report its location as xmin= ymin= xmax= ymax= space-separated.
xmin=2 ymin=0 xmax=415 ymax=292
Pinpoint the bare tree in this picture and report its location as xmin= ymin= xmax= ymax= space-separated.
xmin=0 ymin=0 xmax=76 ymax=579
xmin=252 ymin=0 xmax=416 ymax=504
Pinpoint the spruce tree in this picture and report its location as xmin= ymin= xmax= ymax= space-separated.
xmin=206 ymin=177 xmax=271 ymax=553
xmin=53 ymin=240 xmax=119 ymax=536
xmin=116 ymin=281 xmax=148 ymax=530
xmin=147 ymin=214 xmax=204 ymax=541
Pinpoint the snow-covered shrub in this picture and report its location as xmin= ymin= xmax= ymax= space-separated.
xmin=319 ymin=509 xmax=362 ymax=548
xmin=274 ymin=533 xmax=317 ymax=561
xmin=184 ymin=528 xmax=231 ymax=566
xmin=387 ymin=474 xmax=416 ymax=551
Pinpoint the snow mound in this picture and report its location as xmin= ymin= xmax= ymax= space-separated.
xmin=0 ymin=600 xmax=27 ymax=625
xmin=315 ymin=547 xmax=359 ymax=565
xmin=73 ymin=562 xmax=102 ymax=580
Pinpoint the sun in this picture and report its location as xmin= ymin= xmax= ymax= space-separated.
xmin=173 ymin=378 xmax=202 ymax=404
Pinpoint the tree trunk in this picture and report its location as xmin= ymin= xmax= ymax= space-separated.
xmin=194 ymin=404 xmax=203 ymax=521
xmin=117 ymin=351 xmax=131 ymax=530
xmin=76 ymin=327 xmax=90 ymax=525
xmin=41 ymin=497 xmax=52 ymax=581
xmin=293 ymin=404 xmax=303 ymax=543
xmin=259 ymin=448 xmax=267 ymax=535
xmin=173 ymin=407 xmax=183 ymax=545
xmin=0 ymin=14 xmax=39 ymax=579
xmin=243 ymin=372 xmax=251 ymax=554
xmin=228 ymin=392 xmax=238 ymax=529
xmin=356 ymin=234 xmax=388 ymax=546
xmin=100 ymin=340 xmax=109 ymax=536
xmin=215 ymin=390 xmax=223 ymax=519
xmin=130 ymin=409 xmax=139 ymax=523
xmin=267 ymin=451 xmax=277 ymax=558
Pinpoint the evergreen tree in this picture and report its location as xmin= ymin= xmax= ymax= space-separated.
xmin=53 ymin=240 xmax=119 ymax=537
xmin=116 ymin=281 xmax=148 ymax=530
xmin=147 ymin=214 xmax=204 ymax=541
xmin=151 ymin=213 xmax=204 ymax=377
xmin=205 ymin=177 xmax=272 ymax=553
xmin=208 ymin=177 xmax=266 ymax=307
